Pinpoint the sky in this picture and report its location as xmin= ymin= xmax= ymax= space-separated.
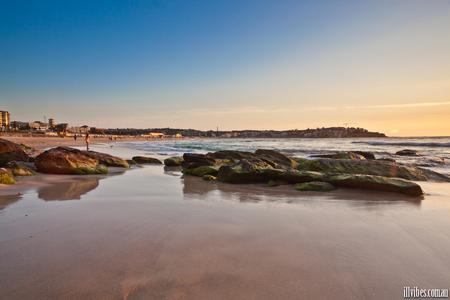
xmin=1 ymin=0 xmax=449 ymax=136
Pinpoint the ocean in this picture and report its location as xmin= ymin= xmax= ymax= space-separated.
xmin=115 ymin=136 xmax=450 ymax=176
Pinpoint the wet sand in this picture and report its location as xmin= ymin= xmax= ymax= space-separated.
xmin=0 ymin=141 xmax=450 ymax=299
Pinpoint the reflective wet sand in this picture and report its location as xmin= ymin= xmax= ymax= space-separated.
xmin=1 ymin=163 xmax=449 ymax=299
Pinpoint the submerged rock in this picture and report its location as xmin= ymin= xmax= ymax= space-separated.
xmin=294 ymin=182 xmax=337 ymax=192
xmin=35 ymin=147 xmax=108 ymax=175
xmin=332 ymin=152 xmax=366 ymax=160
xmin=395 ymin=149 xmax=420 ymax=156
xmin=0 ymin=168 xmax=16 ymax=184
xmin=164 ymin=157 xmax=184 ymax=166
xmin=6 ymin=161 xmax=35 ymax=176
xmin=132 ymin=156 xmax=162 ymax=164
xmin=82 ymin=150 xmax=129 ymax=168
xmin=0 ymin=138 xmax=29 ymax=167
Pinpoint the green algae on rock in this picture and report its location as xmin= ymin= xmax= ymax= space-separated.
xmin=82 ymin=151 xmax=130 ymax=168
xmin=0 ymin=168 xmax=16 ymax=184
xmin=185 ymin=165 xmax=220 ymax=177
xmin=6 ymin=161 xmax=35 ymax=176
xmin=294 ymin=182 xmax=337 ymax=192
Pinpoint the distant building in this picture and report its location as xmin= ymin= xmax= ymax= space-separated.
xmin=0 ymin=110 xmax=11 ymax=128
xmin=49 ymin=118 xmax=55 ymax=128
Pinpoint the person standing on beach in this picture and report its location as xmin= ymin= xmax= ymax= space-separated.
xmin=85 ymin=133 xmax=90 ymax=150
xmin=74 ymin=134 xmax=77 ymax=141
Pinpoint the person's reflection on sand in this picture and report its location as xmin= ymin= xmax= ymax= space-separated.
xmin=38 ymin=178 xmax=101 ymax=201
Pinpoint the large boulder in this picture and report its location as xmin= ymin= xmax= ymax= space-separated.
xmin=35 ymin=147 xmax=108 ymax=175
xmin=0 ymin=138 xmax=29 ymax=167
xmin=132 ymin=156 xmax=162 ymax=164
xmin=326 ymin=174 xmax=424 ymax=196
xmin=82 ymin=150 xmax=129 ymax=168
xmin=295 ymin=158 xmax=428 ymax=181
xmin=0 ymin=168 xmax=15 ymax=184
xmin=6 ymin=161 xmax=35 ymax=176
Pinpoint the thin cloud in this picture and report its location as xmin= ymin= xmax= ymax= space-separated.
xmin=366 ymin=101 xmax=450 ymax=109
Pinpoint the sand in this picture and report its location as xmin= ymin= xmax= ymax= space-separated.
xmin=0 ymin=137 xmax=450 ymax=299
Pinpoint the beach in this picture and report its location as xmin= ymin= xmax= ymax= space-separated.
xmin=1 ymin=136 xmax=450 ymax=299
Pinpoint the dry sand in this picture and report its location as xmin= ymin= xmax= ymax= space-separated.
xmin=0 ymin=136 xmax=449 ymax=299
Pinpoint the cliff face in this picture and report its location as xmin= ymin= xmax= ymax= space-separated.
xmin=284 ymin=127 xmax=386 ymax=138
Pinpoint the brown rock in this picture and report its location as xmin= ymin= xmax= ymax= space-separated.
xmin=0 ymin=138 xmax=29 ymax=167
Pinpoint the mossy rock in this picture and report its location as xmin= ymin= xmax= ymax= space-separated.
xmin=126 ymin=159 xmax=137 ymax=165
xmin=132 ymin=156 xmax=162 ymax=164
xmin=0 ymin=168 xmax=16 ymax=184
xmin=294 ymin=182 xmax=337 ymax=192
xmin=6 ymin=161 xmax=35 ymax=176
xmin=203 ymin=175 xmax=217 ymax=181
xmin=185 ymin=165 xmax=219 ymax=177
xmin=217 ymin=159 xmax=273 ymax=184
xmin=164 ymin=157 xmax=184 ymax=166
xmin=68 ymin=164 xmax=109 ymax=175
xmin=82 ymin=150 xmax=129 ymax=168
xmin=295 ymin=158 xmax=428 ymax=181
xmin=326 ymin=174 xmax=424 ymax=196
xmin=266 ymin=180 xmax=280 ymax=187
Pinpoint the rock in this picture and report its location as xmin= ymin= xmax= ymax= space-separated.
xmin=0 ymin=168 xmax=15 ymax=184
xmin=126 ymin=159 xmax=137 ymax=165
xmin=0 ymin=138 xmax=29 ymax=167
xmin=203 ymin=175 xmax=217 ymax=181
xmin=417 ymin=168 xmax=450 ymax=182
xmin=395 ymin=149 xmax=420 ymax=156
xmin=132 ymin=156 xmax=162 ymax=164
xmin=326 ymin=174 xmax=424 ymax=196
xmin=217 ymin=159 xmax=273 ymax=184
xmin=266 ymin=180 xmax=280 ymax=187
xmin=5 ymin=161 xmax=35 ymax=176
xmin=254 ymin=149 xmax=298 ymax=169
xmin=181 ymin=153 xmax=216 ymax=169
xmin=332 ymin=152 xmax=366 ymax=160
xmin=295 ymin=158 xmax=428 ymax=181
xmin=378 ymin=158 xmax=396 ymax=162
xmin=35 ymin=147 xmax=108 ymax=175
xmin=82 ymin=150 xmax=129 ymax=168
xmin=207 ymin=150 xmax=254 ymax=160
xmin=262 ymin=168 xmax=326 ymax=183
xmin=352 ymin=151 xmax=376 ymax=160
xmin=294 ymin=182 xmax=337 ymax=192
xmin=185 ymin=165 xmax=219 ymax=177
xmin=164 ymin=157 xmax=184 ymax=166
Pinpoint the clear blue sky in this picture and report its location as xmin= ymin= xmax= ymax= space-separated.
xmin=1 ymin=0 xmax=449 ymax=136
